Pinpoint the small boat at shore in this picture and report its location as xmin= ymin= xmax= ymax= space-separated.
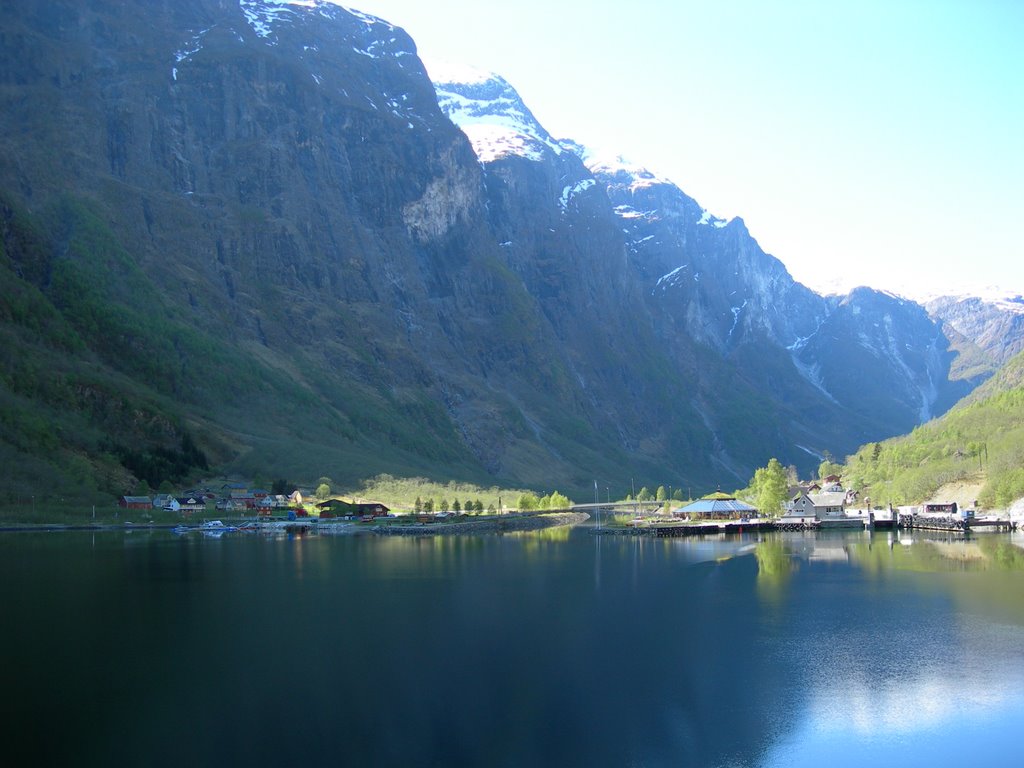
xmin=199 ymin=520 xmax=237 ymax=531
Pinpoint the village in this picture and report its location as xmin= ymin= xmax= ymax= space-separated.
xmin=113 ymin=472 xmax=1017 ymax=536
xmin=117 ymin=482 xmax=393 ymax=522
xmin=611 ymin=473 xmax=1017 ymax=536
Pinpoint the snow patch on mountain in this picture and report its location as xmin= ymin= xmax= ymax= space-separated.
xmin=697 ymin=209 xmax=731 ymax=228
xmin=582 ymin=150 xmax=672 ymax=192
xmin=173 ymin=26 xmax=213 ymax=80
xmin=614 ymin=204 xmax=655 ymax=220
xmin=240 ymin=0 xmax=316 ymax=39
xmin=239 ymin=1 xmax=395 ymax=45
xmin=559 ymin=179 xmax=597 ymax=210
xmin=656 ymin=265 xmax=689 ymax=290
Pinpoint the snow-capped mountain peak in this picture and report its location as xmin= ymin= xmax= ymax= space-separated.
xmin=427 ymin=60 xmax=563 ymax=163
xmin=576 ymin=146 xmax=733 ymax=229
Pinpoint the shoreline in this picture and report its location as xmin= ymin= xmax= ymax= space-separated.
xmin=0 ymin=513 xmax=592 ymax=535
xmin=375 ymin=512 xmax=590 ymax=535
xmin=0 ymin=523 xmax=183 ymax=533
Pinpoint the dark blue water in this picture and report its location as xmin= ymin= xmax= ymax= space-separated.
xmin=2 ymin=527 xmax=1022 ymax=767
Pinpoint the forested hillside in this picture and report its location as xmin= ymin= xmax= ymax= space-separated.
xmin=844 ymin=351 xmax=1024 ymax=508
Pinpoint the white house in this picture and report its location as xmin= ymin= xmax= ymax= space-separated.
xmin=784 ymin=491 xmax=848 ymax=521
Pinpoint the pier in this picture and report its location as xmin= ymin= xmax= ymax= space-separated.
xmin=902 ymin=514 xmax=1014 ymax=533
xmin=591 ymin=512 xmax=1016 ymax=537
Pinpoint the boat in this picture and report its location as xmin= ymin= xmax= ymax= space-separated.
xmin=199 ymin=520 xmax=238 ymax=532
xmin=173 ymin=520 xmax=239 ymax=535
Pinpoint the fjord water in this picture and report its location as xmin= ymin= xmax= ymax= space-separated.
xmin=2 ymin=528 xmax=1023 ymax=767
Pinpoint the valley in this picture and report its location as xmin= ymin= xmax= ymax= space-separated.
xmin=1 ymin=0 xmax=1022 ymax=508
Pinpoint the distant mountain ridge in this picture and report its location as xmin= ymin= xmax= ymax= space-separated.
xmin=926 ymin=295 xmax=1024 ymax=367
xmin=0 ymin=0 xmax=1020 ymax=503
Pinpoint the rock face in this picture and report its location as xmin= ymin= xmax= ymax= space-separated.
xmin=0 ymin=0 xmax=1003 ymax=499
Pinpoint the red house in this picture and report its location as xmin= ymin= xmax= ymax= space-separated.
xmin=119 ymin=496 xmax=152 ymax=510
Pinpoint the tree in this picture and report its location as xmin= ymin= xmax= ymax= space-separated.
xmin=271 ymin=478 xmax=294 ymax=495
xmin=752 ymin=458 xmax=789 ymax=517
xmin=452 ymin=499 xmax=461 ymax=513
xmin=487 ymin=502 xmax=496 ymax=514
xmin=548 ymin=491 xmax=571 ymax=509
xmin=414 ymin=496 xmax=422 ymax=514
xmin=672 ymin=489 xmax=684 ymax=501
xmin=818 ymin=459 xmax=843 ymax=481
xmin=316 ymin=483 xmax=330 ymax=500
xmin=636 ymin=487 xmax=652 ymax=502
xmin=817 ymin=453 xmax=842 ymax=481
xmin=656 ymin=485 xmax=667 ymax=501
xmin=517 ymin=493 xmax=538 ymax=511
xmin=440 ymin=498 xmax=449 ymax=512
xmin=423 ymin=498 xmax=434 ymax=513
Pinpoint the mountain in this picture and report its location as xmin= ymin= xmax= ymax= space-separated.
xmin=431 ymin=65 xmax=982 ymax=462
xmin=0 ymin=0 xmax=1006 ymax=502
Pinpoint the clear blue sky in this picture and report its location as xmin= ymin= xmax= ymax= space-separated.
xmin=342 ymin=0 xmax=1023 ymax=300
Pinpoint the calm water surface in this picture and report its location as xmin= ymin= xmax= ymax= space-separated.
xmin=2 ymin=526 xmax=1023 ymax=767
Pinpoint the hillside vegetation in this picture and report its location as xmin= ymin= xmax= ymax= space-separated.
xmin=843 ymin=351 xmax=1024 ymax=508
xmin=0 ymin=196 xmax=491 ymax=503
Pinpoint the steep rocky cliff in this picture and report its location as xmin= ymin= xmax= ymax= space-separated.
xmin=0 ymin=0 xmax=999 ymax=500
xmin=432 ymin=65 xmax=981 ymax=473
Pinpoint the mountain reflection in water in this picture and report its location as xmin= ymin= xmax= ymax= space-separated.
xmin=0 ymin=529 xmax=1021 ymax=767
